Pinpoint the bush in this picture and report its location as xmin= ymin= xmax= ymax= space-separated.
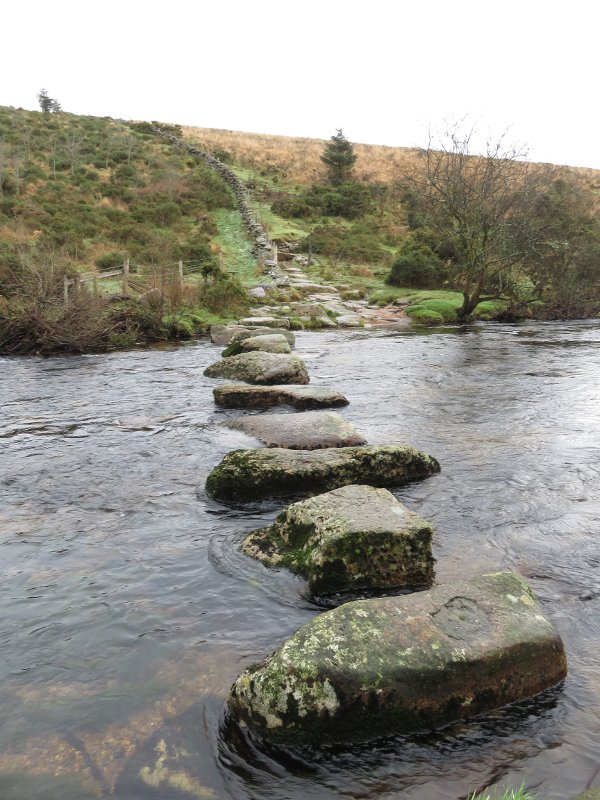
xmin=199 ymin=273 xmax=248 ymax=314
xmin=386 ymin=238 xmax=446 ymax=288
xmin=303 ymin=224 xmax=382 ymax=263
xmin=272 ymin=181 xmax=374 ymax=220
xmin=96 ymin=252 xmax=125 ymax=271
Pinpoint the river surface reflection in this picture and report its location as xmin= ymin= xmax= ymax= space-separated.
xmin=1 ymin=322 xmax=599 ymax=799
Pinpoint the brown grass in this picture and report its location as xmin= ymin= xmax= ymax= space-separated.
xmin=182 ymin=126 xmax=420 ymax=185
xmin=182 ymin=126 xmax=600 ymax=193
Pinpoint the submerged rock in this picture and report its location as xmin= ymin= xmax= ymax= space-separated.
xmin=226 ymin=411 xmax=366 ymax=450
xmin=222 ymin=334 xmax=292 ymax=357
xmin=238 ymin=316 xmax=291 ymax=329
xmin=241 ymin=484 xmax=434 ymax=593
xmin=205 ymin=444 xmax=440 ymax=502
xmin=213 ymin=384 xmax=349 ymax=411
xmin=210 ymin=325 xmax=295 ymax=347
xmin=228 ymin=572 xmax=567 ymax=743
xmin=204 ymin=352 xmax=309 ymax=385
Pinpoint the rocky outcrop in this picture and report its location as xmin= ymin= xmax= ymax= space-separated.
xmin=225 ymin=410 xmax=366 ymax=450
xmin=241 ymin=484 xmax=434 ymax=593
xmin=211 ymin=325 xmax=295 ymax=347
xmin=204 ymin=352 xmax=309 ymax=385
xmin=223 ymin=334 xmax=291 ymax=356
xmin=212 ymin=384 xmax=349 ymax=410
xmin=228 ymin=572 xmax=567 ymax=743
xmin=205 ymin=444 xmax=440 ymax=502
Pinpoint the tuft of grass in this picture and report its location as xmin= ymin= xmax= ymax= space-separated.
xmin=469 ymin=784 xmax=538 ymax=800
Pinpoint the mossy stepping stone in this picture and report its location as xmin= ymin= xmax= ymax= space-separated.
xmin=228 ymin=572 xmax=567 ymax=744
xmin=205 ymin=443 xmax=440 ymax=502
xmin=242 ymin=484 xmax=434 ymax=593
xmin=204 ymin=352 xmax=308 ymax=385
xmin=213 ymin=384 xmax=349 ymax=410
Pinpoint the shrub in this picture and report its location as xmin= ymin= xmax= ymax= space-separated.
xmin=96 ymin=252 xmax=125 ymax=271
xmin=386 ymin=238 xmax=446 ymax=288
xmin=199 ymin=273 xmax=248 ymax=314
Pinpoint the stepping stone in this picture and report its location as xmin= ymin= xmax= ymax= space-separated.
xmin=231 ymin=327 xmax=295 ymax=346
xmin=336 ymin=314 xmax=363 ymax=327
xmin=228 ymin=572 xmax=567 ymax=744
xmin=205 ymin=443 xmax=440 ymax=502
xmin=242 ymin=484 xmax=434 ymax=593
xmin=222 ymin=334 xmax=291 ymax=357
xmin=204 ymin=352 xmax=308 ymax=385
xmin=226 ymin=410 xmax=366 ymax=450
xmin=211 ymin=325 xmax=296 ymax=346
xmin=238 ymin=317 xmax=291 ymax=329
xmin=213 ymin=384 xmax=349 ymax=410
xmin=291 ymin=283 xmax=337 ymax=294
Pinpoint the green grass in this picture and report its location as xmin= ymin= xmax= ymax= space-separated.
xmin=213 ymin=208 xmax=261 ymax=286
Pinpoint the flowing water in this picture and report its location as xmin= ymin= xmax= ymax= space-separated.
xmin=1 ymin=322 xmax=600 ymax=800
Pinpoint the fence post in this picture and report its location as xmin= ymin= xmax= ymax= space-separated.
xmin=272 ymin=243 xmax=278 ymax=265
xmin=63 ymin=275 xmax=69 ymax=308
xmin=74 ymin=273 xmax=81 ymax=300
xmin=178 ymin=260 xmax=184 ymax=291
xmin=123 ymin=258 xmax=129 ymax=296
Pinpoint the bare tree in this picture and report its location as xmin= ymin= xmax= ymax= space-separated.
xmin=404 ymin=124 xmax=555 ymax=319
xmin=63 ymin=133 xmax=83 ymax=175
xmin=121 ymin=133 xmax=138 ymax=165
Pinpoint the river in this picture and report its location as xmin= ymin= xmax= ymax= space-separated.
xmin=1 ymin=322 xmax=599 ymax=799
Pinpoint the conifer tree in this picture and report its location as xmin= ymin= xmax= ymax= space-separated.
xmin=320 ymin=128 xmax=357 ymax=185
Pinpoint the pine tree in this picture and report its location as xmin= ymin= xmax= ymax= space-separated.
xmin=37 ymin=89 xmax=61 ymax=113
xmin=320 ymin=128 xmax=357 ymax=186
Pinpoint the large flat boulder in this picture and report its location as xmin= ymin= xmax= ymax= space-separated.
xmin=228 ymin=572 xmax=567 ymax=744
xmin=213 ymin=384 xmax=349 ymax=411
xmin=238 ymin=316 xmax=291 ymax=329
xmin=226 ymin=411 xmax=366 ymax=450
xmin=242 ymin=484 xmax=434 ymax=593
xmin=205 ymin=444 xmax=440 ymax=502
xmin=222 ymin=334 xmax=291 ymax=357
xmin=210 ymin=325 xmax=295 ymax=346
xmin=204 ymin=352 xmax=309 ymax=385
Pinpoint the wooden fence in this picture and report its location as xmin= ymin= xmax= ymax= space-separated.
xmin=63 ymin=258 xmax=199 ymax=307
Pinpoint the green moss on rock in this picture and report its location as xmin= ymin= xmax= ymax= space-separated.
xmin=203 ymin=352 xmax=309 ymax=385
xmin=228 ymin=573 xmax=567 ymax=744
xmin=241 ymin=484 xmax=434 ymax=593
xmin=205 ymin=444 xmax=441 ymax=502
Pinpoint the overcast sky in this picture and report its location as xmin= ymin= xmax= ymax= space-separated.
xmin=3 ymin=0 xmax=599 ymax=169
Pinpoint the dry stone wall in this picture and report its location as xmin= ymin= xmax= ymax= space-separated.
xmin=152 ymin=127 xmax=289 ymax=287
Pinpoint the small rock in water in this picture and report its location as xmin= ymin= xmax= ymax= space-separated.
xmin=203 ymin=352 xmax=309 ymax=385
xmin=213 ymin=384 xmax=349 ymax=410
xmin=222 ymin=334 xmax=291 ymax=357
xmin=241 ymin=484 xmax=434 ymax=593
xmin=239 ymin=317 xmax=291 ymax=329
xmin=210 ymin=325 xmax=295 ymax=346
xmin=205 ymin=443 xmax=440 ymax=502
xmin=228 ymin=572 xmax=567 ymax=743
xmin=226 ymin=410 xmax=366 ymax=450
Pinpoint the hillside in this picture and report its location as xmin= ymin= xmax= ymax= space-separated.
xmin=182 ymin=124 xmax=600 ymax=190
xmin=2 ymin=107 xmax=600 ymax=355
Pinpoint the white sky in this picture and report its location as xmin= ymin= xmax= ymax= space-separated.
xmin=3 ymin=0 xmax=599 ymax=169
